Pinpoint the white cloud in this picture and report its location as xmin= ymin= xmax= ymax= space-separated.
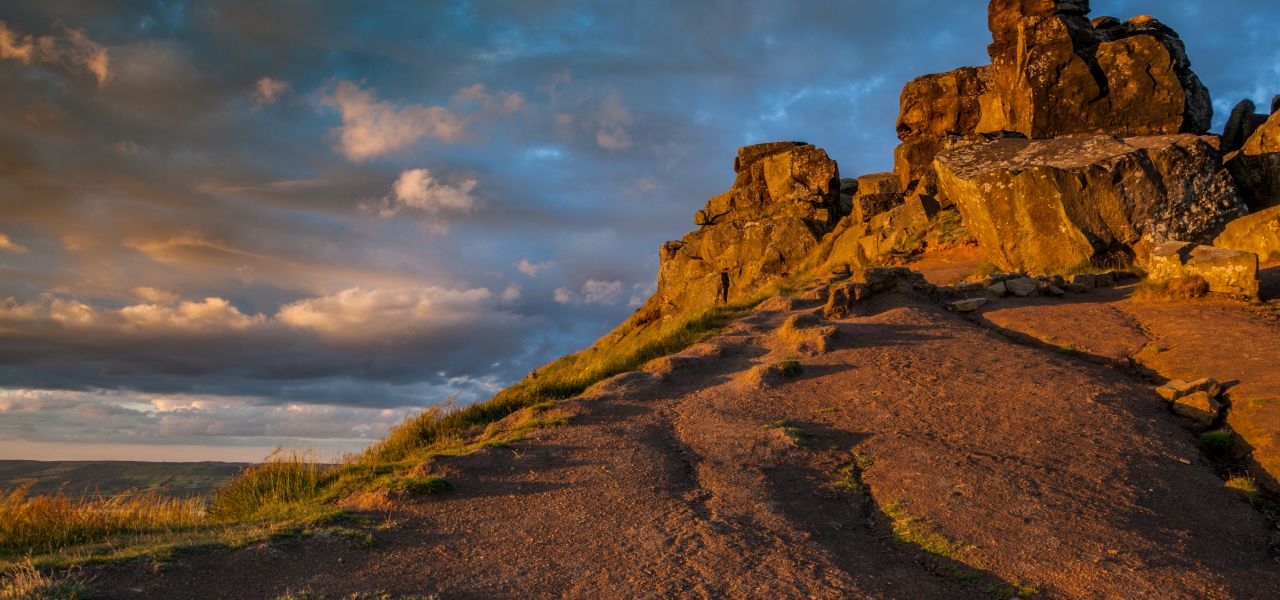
xmin=515 ymin=258 xmax=555 ymax=277
xmin=553 ymin=279 xmax=624 ymax=306
xmin=363 ymin=168 xmax=478 ymax=228
xmin=276 ymin=286 xmax=503 ymax=339
xmin=252 ymin=76 xmax=291 ymax=107
xmin=0 ymin=233 xmax=28 ymax=253
xmin=0 ymin=20 xmax=112 ymax=86
xmin=322 ymin=81 xmax=466 ymax=161
xmin=120 ymin=297 xmax=264 ymax=331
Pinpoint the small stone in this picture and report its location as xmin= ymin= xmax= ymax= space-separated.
xmin=1156 ymin=377 xmax=1222 ymax=401
xmin=1072 ymin=274 xmax=1098 ymax=288
xmin=1065 ymin=283 xmax=1089 ymax=293
xmin=986 ymin=281 xmax=1008 ymax=297
xmin=1095 ymin=272 xmax=1116 ymax=288
xmin=948 ymin=298 xmax=990 ymax=313
xmin=1172 ymin=391 xmax=1222 ymax=426
xmin=1005 ymin=277 xmax=1040 ymax=297
xmin=957 ymin=281 xmax=985 ymax=293
xmin=1046 ymin=284 xmax=1066 ymax=297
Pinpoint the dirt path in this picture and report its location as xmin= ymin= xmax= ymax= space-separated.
xmin=93 ymin=292 xmax=1280 ymax=599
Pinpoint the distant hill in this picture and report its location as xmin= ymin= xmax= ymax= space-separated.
xmin=0 ymin=460 xmax=247 ymax=498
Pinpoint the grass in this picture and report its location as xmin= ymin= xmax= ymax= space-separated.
xmin=882 ymin=499 xmax=963 ymax=560
xmin=209 ymin=451 xmax=332 ymax=521
xmin=0 ymin=560 xmax=90 ymax=600
xmin=1199 ymin=429 xmax=1233 ymax=454
xmin=0 ymin=482 xmax=205 ymax=556
xmin=1133 ymin=275 xmax=1209 ymax=301
xmin=925 ymin=208 xmax=974 ymax=247
xmin=387 ymin=477 xmax=452 ymax=495
xmin=1226 ymin=474 xmax=1260 ymax=496
xmin=773 ymin=359 xmax=803 ymax=378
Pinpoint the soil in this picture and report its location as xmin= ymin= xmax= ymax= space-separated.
xmin=93 ymin=286 xmax=1280 ymax=599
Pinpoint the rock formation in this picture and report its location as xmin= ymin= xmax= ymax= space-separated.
xmin=934 ymin=135 xmax=1245 ymax=273
xmin=1147 ymin=241 xmax=1259 ymax=300
xmin=1215 ymin=205 xmax=1280 ymax=263
xmin=1225 ymin=111 xmax=1280 ymax=211
xmin=893 ymin=0 xmax=1212 ymax=198
xmin=1222 ymin=99 xmax=1271 ymax=154
xmin=632 ymin=142 xmax=842 ymax=331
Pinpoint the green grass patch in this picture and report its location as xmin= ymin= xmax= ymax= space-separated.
xmin=388 ymin=477 xmax=452 ymax=495
xmin=882 ymin=499 xmax=963 ymax=560
xmin=773 ymin=359 xmax=803 ymax=378
xmin=1199 ymin=429 xmax=1233 ymax=454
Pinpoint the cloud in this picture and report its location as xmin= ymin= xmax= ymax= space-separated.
xmin=276 ymin=286 xmax=510 ymax=340
xmin=453 ymin=83 xmax=525 ymax=115
xmin=252 ymin=76 xmax=290 ymax=107
xmin=0 ymin=234 xmax=28 ymax=254
xmin=593 ymin=92 xmax=634 ymax=150
xmin=321 ymin=81 xmax=466 ymax=161
xmin=553 ymin=279 xmax=623 ymax=306
xmin=133 ymin=287 xmax=180 ymax=304
xmin=120 ymin=297 xmax=264 ymax=331
xmin=0 ymin=20 xmax=112 ymax=86
xmin=363 ymin=168 xmax=478 ymax=229
xmin=515 ymin=259 xmax=555 ymax=277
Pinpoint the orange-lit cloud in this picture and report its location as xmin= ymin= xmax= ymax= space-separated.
xmin=0 ymin=233 xmax=28 ymax=253
xmin=322 ymin=81 xmax=466 ymax=161
xmin=0 ymin=20 xmax=112 ymax=86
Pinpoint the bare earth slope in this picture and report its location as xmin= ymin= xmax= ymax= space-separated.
xmin=97 ymin=293 xmax=1280 ymax=599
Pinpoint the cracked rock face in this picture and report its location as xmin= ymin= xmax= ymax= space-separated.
xmin=634 ymin=143 xmax=842 ymax=329
xmin=934 ymin=134 xmax=1246 ymax=274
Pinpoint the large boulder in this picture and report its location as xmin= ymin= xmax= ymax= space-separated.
xmin=636 ymin=142 xmax=842 ymax=328
xmin=892 ymin=1 xmax=1212 ymax=187
xmin=1214 ymin=205 xmax=1280 ymax=264
xmin=1147 ymin=241 xmax=1259 ymax=300
xmin=984 ymin=4 xmax=1211 ymax=138
xmin=934 ymin=134 xmax=1246 ymax=274
xmin=1225 ymin=111 xmax=1280 ymax=211
xmin=851 ymin=172 xmax=903 ymax=223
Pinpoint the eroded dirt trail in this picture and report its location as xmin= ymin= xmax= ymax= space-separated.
xmin=97 ymin=296 xmax=1280 ymax=599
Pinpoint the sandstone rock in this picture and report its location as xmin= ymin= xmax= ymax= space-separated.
xmin=957 ymin=281 xmax=986 ymax=293
xmin=1156 ymin=376 xmax=1224 ymax=400
xmin=852 ymin=173 xmax=904 ymax=223
xmin=1147 ymin=241 xmax=1259 ymax=300
xmin=1273 ymin=94 xmax=1280 ymax=115
xmin=986 ymin=281 xmax=1008 ymax=298
xmin=1005 ymin=277 xmax=1040 ymax=297
xmin=985 ymin=4 xmax=1211 ymax=138
xmin=1214 ymin=205 xmax=1280 ymax=263
xmin=645 ymin=142 xmax=843 ymax=321
xmin=1172 ymin=391 xmax=1223 ymax=427
xmin=1223 ymin=99 xmax=1271 ymax=153
xmin=934 ymin=135 xmax=1246 ymax=274
xmin=893 ymin=1 xmax=1213 ymax=185
xmin=948 ymin=297 xmax=989 ymax=313
xmin=1225 ymin=111 xmax=1280 ymax=211
xmin=823 ymin=268 xmax=934 ymax=319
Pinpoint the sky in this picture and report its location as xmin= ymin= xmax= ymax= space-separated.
xmin=1 ymin=1 xmax=1278 ymax=462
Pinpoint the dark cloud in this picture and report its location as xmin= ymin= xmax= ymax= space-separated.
xmin=0 ymin=0 xmax=1277 ymax=458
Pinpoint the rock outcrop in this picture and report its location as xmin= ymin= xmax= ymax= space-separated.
xmin=633 ymin=142 xmax=842 ymax=330
xmin=934 ymin=134 xmax=1245 ymax=274
xmin=893 ymin=0 xmax=1212 ymax=195
xmin=1222 ymin=99 xmax=1272 ymax=154
xmin=1225 ymin=111 xmax=1280 ymax=211
xmin=1214 ymin=205 xmax=1280 ymax=264
xmin=1147 ymin=241 xmax=1259 ymax=300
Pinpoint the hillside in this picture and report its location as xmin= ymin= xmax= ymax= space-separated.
xmin=7 ymin=0 xmax=1280 ymax=598
xmin=0 ymin=462 xmax=246 ymax=499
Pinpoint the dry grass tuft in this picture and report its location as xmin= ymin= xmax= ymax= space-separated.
xmin=0 ymin=482 xmax=204 ymax=555
xmin=0 ymin=559 xmax=90 ymax=599
xmin=1134 ymin=275 xmax=1209 ymax=300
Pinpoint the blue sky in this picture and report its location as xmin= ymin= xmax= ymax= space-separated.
xmin=1 ymin=0 xmax=1278 ymax=461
